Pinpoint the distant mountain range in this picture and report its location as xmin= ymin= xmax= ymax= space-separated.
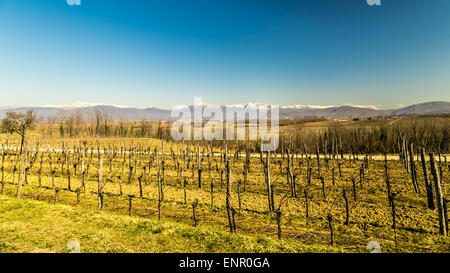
xmin=0 ymin=101 xmax=449 ymax=122
xmin=280 ymin=101 xmax=450 ymax=119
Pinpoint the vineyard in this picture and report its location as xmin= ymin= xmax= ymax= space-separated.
xmin=0 ymin=125 xmax=449 ymax=253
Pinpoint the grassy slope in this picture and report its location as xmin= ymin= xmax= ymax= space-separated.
xmin=0 ymin=196 xmax=336 ymax=253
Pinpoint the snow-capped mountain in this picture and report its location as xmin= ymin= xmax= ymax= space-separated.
xmin=0 ymin=101 xmax=448 ymax=121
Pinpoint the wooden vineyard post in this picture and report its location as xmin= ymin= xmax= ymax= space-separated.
xmin=231 ymin=207 xmax=237 ymax=233
xmin=338 ymin=161 xmax=342 ymax=178
xmin=76 ymin=188 xmax=81 ymax=205
xmin=66 ymin=150 xmax=71 ymax=191
xmin=142 ymin=166 xmax=147 ymax=185
xmin=54 ymin=187 xmax=60 ymax=204
xmin=444 ymin=198 xmax=449 ymax=236
xmin=332 ymin=167 xmax=335 ymax=186
xmin=343 ymin=188 xmax=349 ymax=225
xmin=48 ymin=153 xmax=55 ymax=188
xmin=270 ymin=185 xmax=275 ymax=214
xmin=16 ymin=150 xmax=26 ymax=199
xmin=327 ymin=214 xmax=334 ymax=246
xmin=38 ymin=153 xmax=43 ymax=188
xmin=403 ymin=138 xmax=409 ymax=173
xmin=304 ymin=189 xmax=309 ymax=220
xmin=192 ymin=199 xmax=198 ymax=227
xmin=156 ymin=149 xmax=164 ymax=203
xmin=183 ymin=178 xmax=187 ymax=205
xmin=383 ymin=153 xmax=391 ymax=205
xmin=210 ymin=180 xmax=214 ymax=209
xmin=316 ymin=144 xmax=321 ymax=176
xmin=320 ymin=176 xmax=326 ymax=199
xmin=1 ymin=147 xmax=4 ymax=195
xmin=197 ymin=142 xmax=200 ymax=180
xmin=359 ymin=166 xmax=364 ymax=189
xmin=420 ymin=148 xmax=434 ymax=210
xmin=99 ymin=193 xmax=104 ymax=211
xmin=207 ymin=149 xmax=211 ymax=182
xmin=351 ymin=178 xmax=357 ymax=202
xmin=225 ymin=159 xmax=235 ymax=232
xmin=429 ymin=153 xmax=447 ymax=236
xmin=237 ymin=180 xmax=242 ymax=211
xmin=157 ymin=157 xmax=163 ymax=220
xmin=98 ymin=155 xmax=103 ymax=210
xmin=306 ymin=156 xmax=311 ymax=185
xmin=276 ymin=210 xmax=282 ymax=240
xmin=287 ymin=149 xmax=294 ymax=197
xmin=67 ymin=167 xmax=71 ymax=192
xmin=74 ymin=145 xmax=79 ymax=177
xmin=409 ymin=144 xmax=419 ymax=193
xmin=198 ymin=169 xmax=202 ymax=189
xmin=127 ymin=195 xmax=134 ymax=216
xmin=81 ymin=147 xmax=85 ymax=193
xmin=118 ymin=175 xmax=123 ymax=196
xmin=138 ymin=175 xmax=143 ymax=198
xmin=12 ymin=158 xmax=16 ymax=186
xmin=264 ymin=151 xmax=274 ymax=212
xmin=243 ymin=170 xmax=247 ymax=192
xmin=128 ymin=148 xmax=134 ymax=185
xmin=389 ymin=193 xmax=397 ymax=229
xmin=292 ymin=175 xmax=297 ymax=198
xmin=24 ymin=163 xmax=29 ymax=186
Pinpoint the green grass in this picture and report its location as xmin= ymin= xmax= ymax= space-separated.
xmin=0 ymin=196 xmax=337 ymax=253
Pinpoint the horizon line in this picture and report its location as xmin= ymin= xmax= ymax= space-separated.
xmin=1 ymin=100 xmax=449 ymax=111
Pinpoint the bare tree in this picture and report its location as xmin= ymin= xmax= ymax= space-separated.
xmin=1 ymin=110 xmax=36 ymax=154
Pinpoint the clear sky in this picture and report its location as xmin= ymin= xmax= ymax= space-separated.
xmin=0 ymin=0 xmax=449 ymax=109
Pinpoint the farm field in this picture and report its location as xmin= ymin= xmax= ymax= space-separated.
xmin=0 ymin=131 xmax=448 ymax=253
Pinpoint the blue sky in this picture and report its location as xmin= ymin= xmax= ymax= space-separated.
xmin=0 ymin=0 xmax=449 ymax=109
